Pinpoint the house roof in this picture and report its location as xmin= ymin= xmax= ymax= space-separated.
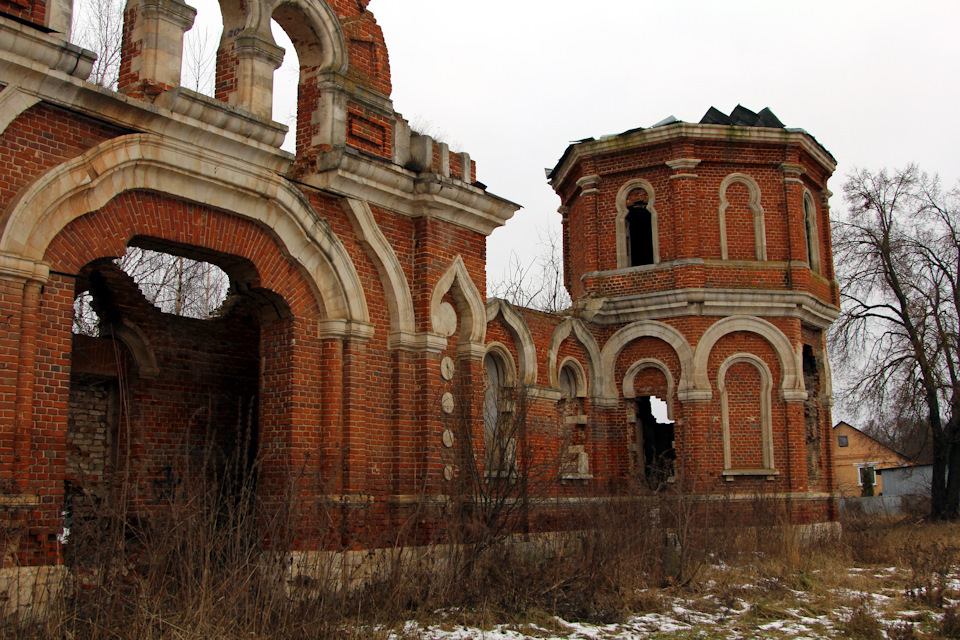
xmin=834 ymin=421 xmax=915 ymax=463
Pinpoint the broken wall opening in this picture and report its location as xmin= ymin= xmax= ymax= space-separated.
xmin=65 ymin=240 xmax=284 ymax=533
xmin=635 ymin=395 xmax=674 ymax=490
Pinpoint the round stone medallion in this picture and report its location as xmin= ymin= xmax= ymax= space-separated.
xmin=435 ymin=302 xmax=458 ymax=337
xmin=440 ymin=356 xmax=455 ymax=380
xmin=441 ymin=429 xmax=455 ymax=448
xmin=441 ymin=392 xmax=455 ymax=414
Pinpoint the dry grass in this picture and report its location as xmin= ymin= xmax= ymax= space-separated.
xmin=4 ymin=482 xmax=960 ymax=639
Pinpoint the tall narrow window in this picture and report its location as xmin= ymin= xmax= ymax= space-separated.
xmin=803 ymin=193 xmax=821 ymax=273
xmin=626 ymin=202 xmax=654 ymax=267
xmin=484 ymin=352 xmax=515 ymax=476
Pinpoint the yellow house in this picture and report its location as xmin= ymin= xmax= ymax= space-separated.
xmin=833 ymin=422 xmax=914 ymax=498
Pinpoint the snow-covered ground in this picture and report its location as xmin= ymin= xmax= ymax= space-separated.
xmin=370 ymin=565 xmax=956 ymax=639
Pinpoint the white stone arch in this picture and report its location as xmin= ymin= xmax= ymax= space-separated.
xmin=484 ymin=341 xmax=518 ymax=388
xmin=623 ymin=358 xmax=675 ymax=421
xmin=102 ymin=320 xmax=159 ymax=379
xmin=485 ymin=298 xmax=538 ymax=386
xmin=615 ymin=178 xmax=659 ymax=268
xmin=547 ymin=318 xmax=603 ymax=401
xmin=692 ymin=316 xmax=804 ymax=401
xmin=600 ymin=320 xmax=694 ymax=402
xmin=717 ymin=353 xmax=775 ymax=475
xmin=267 ymin=0 xmax=349 ymax=74
xmin=0 ymin=134 xmax=371 ymax=333
xmin=558 ymin=356 xmax=587 ymax=399
xmin=719 ymin=173 xmax=767 ymax=261
xmin=0 ymin=86 xmax=40 ymax=137
xmin=430 ymin=255 xmax=486 ymax=353
xmin=343 ymin=199 xmax=414 ymax=349
xmin=802 ymin=188 xmax=821 ymax=273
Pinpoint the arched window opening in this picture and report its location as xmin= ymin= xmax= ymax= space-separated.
xmin=626 ymin=201 xmax=654 ymax=267
xmin=270 ymin=18 xmax=300 ymax=154
xmin=484 ymin=352 xmax=516 ymax=477
xmin=803 ymin=194 xmax=821 ymax=273
xmin=116 ymin=245 xmax=230 ymax=319
xmin=558 ymin=362 xmax=590 ymax=480
xmin=635 ymin=395 xmax=675 ymax=490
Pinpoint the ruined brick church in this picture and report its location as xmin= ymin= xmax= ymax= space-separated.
xmin=0 ymin=0 xmax=839 ymax=577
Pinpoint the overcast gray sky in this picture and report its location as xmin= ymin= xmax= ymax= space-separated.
xmin=364 ymin=1 xmax=960 ymax=284
xmin=178 ymin=0 xmax=960 ymax=422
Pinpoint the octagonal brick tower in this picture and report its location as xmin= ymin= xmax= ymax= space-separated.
xmin=547 ymin=106 xmax=840 ymax=527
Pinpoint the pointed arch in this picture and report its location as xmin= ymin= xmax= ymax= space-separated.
xmin=693 ymin=316 xmax=803 ymax=401
xmin=485 ymin=298 xmax=538 ymax=386
xmin=343 ymin=199 xmax=414 ymax=348
xmin=547 ymin=318 xmax=603 ymax=402
xmin=430 ymin=255 xmax=485 ymax=351
xmin=718 ymin=353 xmax=776 ymax=475
xmin=600 ymin=320 xmax=694 ymax=401
xmin=719 ymin=173 xmax=766 ymax=261
xmin=0 ymin=134 xmax=370 ymax=333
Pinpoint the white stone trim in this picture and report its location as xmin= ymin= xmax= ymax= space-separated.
xmin=802 ymin=188 xmax=821 ymax=273
xmin=615 ymin=178 xmax=659 ymax=268
xmin=574 ymin=286 xmax=840 ymax=329
xmin=0 ymin=253 xmax=48 ymax=284
xmin=0 ymin=133 xmax=371 ymax=330
xmin=270 ymin=0 xmax=349 ymax=75
xmin=718 ymin=353 xmax=775 ymax=477
xmin=430 ymin=255 xmax=486 ymax=352
xmin=0 ymin=85 xmax=40 ymax=137
xmin=343 ymin=199 xmax=416 ymax=349
xmin=599 ymin=320 xmax=694 ymax=402
xmin=546 ymin=318 xmax=604 ymax=404
xmin=718 ymin=173 xmax=766 ymax=261
xmin=484 ymin=342 xmax=517 ymax=387
xmin=622 ymin=358 xmax=675 ymax=421
xmin=550 ymin=124 xmax=836 ymax=188
xmin=558 ymin=356 xmax=587 ymax=399
xmin=692 ymin=316 xmax=804 ymax=402
xmin=485 ymin=298 xmax=538 ymax=386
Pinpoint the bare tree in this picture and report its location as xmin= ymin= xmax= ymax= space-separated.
xmin=118 ymin=247 xmax=230 ymax=318
xmin=831 ymin=165 xmax=960 ymax=519
xmin=71 ymin=0 xmax=124 ymax=89
xmin=182 ymin=26 xmax=216 ymax=95
xmin=490 ymin=226 xmax=571 ymax=313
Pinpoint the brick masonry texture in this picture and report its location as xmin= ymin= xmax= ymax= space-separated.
xmin=0 ymin=0 xmax=841 ymax=565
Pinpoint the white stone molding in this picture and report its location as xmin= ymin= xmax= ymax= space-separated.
xmin=574 ymin=286 xmax=840 ymax=329
xmin=430 ymin=255 xmax=486 ymax=355
xmin=615 ymin=178 xmax=659 ymax=268
xmin=485 ymin=298 xmax=538 ymax=386
xmin=558 ymin=356 xmax=587 ymax=398
xmin=717 ymin=353 xmax=776 ymax=478
xmin=0 ymin=133 xmax=371 ymax=333
xmin=692 ymin=316 xmax=804 ymax=402
xmin=550 ymin=125 xmax=836 ymax=189
xmin=665 ymin=158 xmax=701 ymax=177
xmin=0 ymin=85 xmax=40 ymax=137
xmin=343 ymin=199 xmax=415 ymax=350
xmin=0 ymin=253 xmax=49 ymax=284
xmin=622 ymin=358 xmax=675 ymax=421
xmin=599 ymin=320 xmax=693 ymax=403
xmin=718 ymin=173 xmax=766 ymax=261
xmin=268 ymin=0 xmax=349 ymax=75
xmin=802 ymin=188 xmax=821 ymax=273
xmin=484 ymin=342 xmax=517 ymax=387
xmin=0 ymin=16 xmax=95 ymax=80
xmin=128 ymin=0 xmax=198 ymax=92
xmin=546 ymin=318 xmax=604 ymax=404
xmin=102 ymin=320 xmax=159 ymax=378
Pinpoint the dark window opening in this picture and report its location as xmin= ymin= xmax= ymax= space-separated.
xmin=635 ymin=395 xmax=674 ymax=490
xmin=804 ymin=198 xmax=819 ymax=273
xmin=838 ymin=435 xmax=849 ymax=447
xmin=626 ymin=202 xmax=654 ymax=267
